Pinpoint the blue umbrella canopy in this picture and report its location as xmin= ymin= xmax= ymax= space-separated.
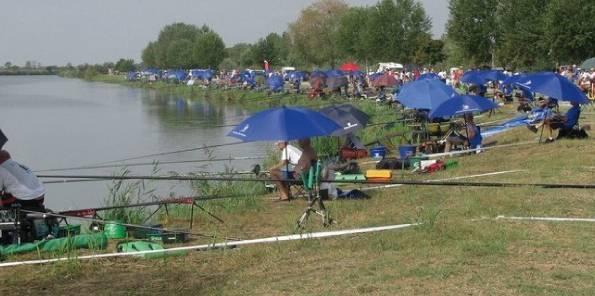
xmin=266 ymin=74 xmax=284 ymax=92
xmin=326 ymin=69 xmax=345 ymax=78
xmin=515 ymin=72 xmax=589 ymax=104
xmin=429 ymin=95 xmax=499 ymax=118
xmin=417 ymin=73 xmax=440 ymax=80
xmin=319 ymin=104 xmax=370 ymax=136
xmin=310 ymin=70 xmax=328 ymax=79
xmin=396 ymin=79 xmax=457 ymax=110
xmin=227 ymin=106 xmax=341 ymax=142
xmin=461 ymin=70 xmax=506 ymax=85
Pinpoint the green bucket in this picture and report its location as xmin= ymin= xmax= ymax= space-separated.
xmin=104 ymin=222 xmax=127 ymax=239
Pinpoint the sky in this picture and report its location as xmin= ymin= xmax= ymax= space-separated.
xmin=0 ymin=0 xmax=449 ymax=66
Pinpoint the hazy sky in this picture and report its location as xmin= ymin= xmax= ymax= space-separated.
xmin=0 ymin=0 xmax=449 ymax=66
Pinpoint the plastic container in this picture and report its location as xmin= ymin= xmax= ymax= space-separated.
xmin=445 ymin=160 xmax=459 ymax=169
xmin=369 ymin=145 xmax=386 ymax=159
xmin=398 ymin=145 xmax=417 ymax=160
xmin=334 ymin=174 xmax=366 ymax=181
xmin=103 ymin=222 xmax=127 ymax=239
xmin=58 ymin=224 xmax=81 ymax=237
xmin=365 ymin=170 xmax=392 ymax=179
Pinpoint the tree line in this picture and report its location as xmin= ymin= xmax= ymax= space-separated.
xmin=446 ymin=0 xmax=595 ymax=70
xmin=105 ymin=0 xmax=595 ymax=72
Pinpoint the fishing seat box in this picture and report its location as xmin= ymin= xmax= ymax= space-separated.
xmin=334 ymin=173 xmax=366 ymax=181
xmin=340 ymin=148 xmax=368 ymax=160
xmin=365 ymin=169 xmax=392 ymax=181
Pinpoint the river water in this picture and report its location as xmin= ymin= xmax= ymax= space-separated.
xmin=0 ymin=76 xmax=266 ymax=210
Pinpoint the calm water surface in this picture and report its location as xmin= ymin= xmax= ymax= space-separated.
xmin=0 ymin=76 xmax=265 ymax=210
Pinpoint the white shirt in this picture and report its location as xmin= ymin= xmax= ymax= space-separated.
xmin=280 ymin=144 xmax=302 ymax=171
xmin=0 ymin=159 xmax=46 ymax=200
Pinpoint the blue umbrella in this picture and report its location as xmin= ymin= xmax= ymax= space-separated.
xmin=461 ymin=70 xmax=506 ymax=85
xmin=515 ymin=72 xmax=589 ymax=104
xmin=396 ymin=79 xmax=457 ymax=110
xmin=326 ymin=69 xmax=345 ymax=78
xmin=417 ymin=73 xmax=440 ymax=80
xmin=461 ymin=70 xmax=487 ymax=85
xmin=310 ymin=70 xmax=327 ymax=79
xmin=267 ymin=74 xmax=284 ymax=92
xmin=429 ymin=95 xmax=499 ymax=119
xmin=227 ymin=106 xmax=341 ymax=142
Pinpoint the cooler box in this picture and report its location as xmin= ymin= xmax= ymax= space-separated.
xmin=365 ymin=169 xmax=392 ymax=180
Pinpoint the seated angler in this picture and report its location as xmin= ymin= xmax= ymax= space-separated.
xmin=556 ymin=101 xmax=586 ymax=139
xmin=269 ymin=141 xmax=302 ymax=201
xmin=0 ymin=150 xmax=46 ymax=210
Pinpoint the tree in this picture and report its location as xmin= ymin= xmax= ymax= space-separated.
xmin=115 ymin=58 xmax=136 ymax=72
xmin=495 ymin=0 xmax=549 ymax=70
xmin=335 ymin=7 xmax=371 ymax=62
xmin=225 ymin=43 xmax=252 ymax=68
xmin=142 ymin=42 xmax=158 ymax=67
xmin=543 ymin=0 xmax=595 ymax=65
xmin=192 ymin=29 xmax=226 ymax=68
xmin=288 ymin=0 xmax=349 ymax=67
xmin=362 ymin=0 xmax=431 ymax=64
xmin=414 ymin=38 xmax=446 ymax=66
xmin=167 ymin=39 xmax=194 ymax=68
xmin=3 ymin=62 xmax=11 ymax=69
xmin=251 ymin=33 xmax=285 ymax=67
xmin=446 ymin=0 xmax=499 ymax=66
xmin=141 ymin=23 xmax=226 ymax=69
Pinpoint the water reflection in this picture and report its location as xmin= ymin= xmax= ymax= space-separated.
xmin=0 ymin=76 xmax=264 ymax=210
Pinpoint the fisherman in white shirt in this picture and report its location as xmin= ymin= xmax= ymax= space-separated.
xmin=269 ymin=141 xmax=302 ymax=201
xmin=0 ymin=150 xmax=46 ymax=208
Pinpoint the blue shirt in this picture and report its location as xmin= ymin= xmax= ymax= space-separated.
xmin=565 ymin=105 xmax=580 ymax=128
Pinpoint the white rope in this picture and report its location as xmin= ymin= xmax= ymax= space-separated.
xmin=0 ymin=223 xmax=417 ymax=268
xmin=496 ymin=215 xmax=595 ymax=223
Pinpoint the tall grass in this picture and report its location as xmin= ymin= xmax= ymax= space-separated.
xmin=102 ymin=167 xmax=159 ymax=224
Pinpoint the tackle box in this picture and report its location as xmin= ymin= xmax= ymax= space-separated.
xmin=365 ymin=169 xmax=392 ymax=180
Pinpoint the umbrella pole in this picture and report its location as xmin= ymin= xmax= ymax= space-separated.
xmin=464 ymin=117 xmax=470 ymax=150
xmin=538 ymin=124 xmax=545 ymax=144
xmin=285 ymin=146 xmax=291 ymax=200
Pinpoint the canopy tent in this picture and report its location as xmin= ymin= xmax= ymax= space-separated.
xmin=580 ymin=57 xmax=595 ymax=70
xmin=166 ymin=70 xmax=187 ymax=82
xmin=266 ymin=74 xmax=285 ymax=92
xmin=326 ymin=76 xmax=348 ymax=90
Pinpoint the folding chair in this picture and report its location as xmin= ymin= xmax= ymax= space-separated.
xmin=297 ymin=160 xmax=332 ymax=228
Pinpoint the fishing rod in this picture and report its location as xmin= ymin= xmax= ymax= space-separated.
xmin=89 ymin=141 xmax=249 ymax=165
xmin=58 ymin=193 xmax=254 ymax=217
xmin=22 ymin=209 xmax=241 ymax=241
xmin=36 ymin=174 xmax=595 ymax=189
xmin=35 ymin=156 xmax=265 ymax=173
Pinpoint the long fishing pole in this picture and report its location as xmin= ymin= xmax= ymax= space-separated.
xmin=58 ymin=193 xmax=258 ymax=216
xmin=35 ymin=156 xmax=265 ymax=173
xmin=90 ymin=141 xmax=249 ymax=165
xmin=36 ymin=174 xmax=595 ymax=189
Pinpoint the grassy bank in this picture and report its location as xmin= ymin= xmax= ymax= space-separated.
xmin=1 ymin=120 xmax=594 ymax=295
xmin=4 ymin=74 xmax=592 ymax=295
